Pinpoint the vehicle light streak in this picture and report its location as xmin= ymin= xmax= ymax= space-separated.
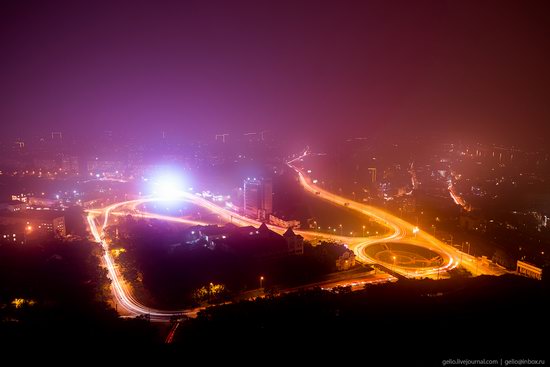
xmin=85 ymin=150 xmax=502 ymax=319
xmin=286 ymin=150 xmax=491 ymax=278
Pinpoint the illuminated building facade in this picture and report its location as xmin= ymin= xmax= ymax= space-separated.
xmin=516 ymin=260 xmax=542 ymax=280
xmin=0 ymin=211 xmax=66 ymax=238
xmin=243 ymin=178 xmax=272 ymax=220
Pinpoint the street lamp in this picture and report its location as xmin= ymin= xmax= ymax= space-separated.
xmin=24 ymin=225 xmax=33 ymax=244
xmin=362 ymin=225 xmax=366 ymax=237
xmin=412 ymin=226 xmax=419 ymax=237
xmin=392 ymin=256 xmax=396 ymax=273
xmin=260 ymin=276 xmax=264 ymax=289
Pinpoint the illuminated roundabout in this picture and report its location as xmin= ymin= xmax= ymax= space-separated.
xmin=286 ymin=151 xmax=461 ymax=278
xmin=364 ymin=242 xmax=445 ymax=269
xmin=85 ymin=152 xmax=480 ymax=319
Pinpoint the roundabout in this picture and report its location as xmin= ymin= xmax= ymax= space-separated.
xmin=84 ymin=150 xmax=504 ymax=319
xmin=363 ymin=242 xmax=445 ymax=269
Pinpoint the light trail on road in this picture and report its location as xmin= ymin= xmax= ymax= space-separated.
xmin=87 ymin=201 xmax=200 ymax=320
xmin=287 ymin=150 xmax=506 ymax=278
xmin=86 ymin=150 xmax=503 ymax=319
xmin=287 ymin=151 xmax=456 ymax=277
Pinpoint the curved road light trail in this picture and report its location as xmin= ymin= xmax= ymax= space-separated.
xmin=86 ymin=153 xmax=501 ymax=319
xmin=286 ymin=150 xmax=505 ymax=278
xmin=87 ymin=197 xmax=364 ymax=320
xmin=87 ymin=205 xmax=198 ymax=320
xmin=287 ymin=167 xmax=457 ymax=277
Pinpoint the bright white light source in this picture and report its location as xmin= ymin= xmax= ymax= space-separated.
xmin=152 ymin=172 xmax=186 ymax=199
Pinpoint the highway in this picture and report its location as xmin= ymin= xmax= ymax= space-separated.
xmin=286 ymin=150 xmax=506 ymax=278
xmin=87 ymin=204 xmax=198 ymax=320
xmin=85 ymin=151 xmax=504 ymax=320
xmin=86 ymin=195 xmax=394 ymax=320
xmin=86 ymin=195 xmax=350 ymax=320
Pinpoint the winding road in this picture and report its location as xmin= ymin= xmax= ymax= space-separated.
xmin=86 ymin=151 xmax=504 ymax=320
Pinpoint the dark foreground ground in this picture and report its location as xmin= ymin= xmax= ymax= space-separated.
xmin=169 ymin=275 xmax=548 ymax=365
xmin=1 ymin=240 xmax=548 ymax=367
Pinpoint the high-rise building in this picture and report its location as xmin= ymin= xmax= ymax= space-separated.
xmin=51 ymin=132 xmax=63 ymax=141
xmin=215 ymin=133 xmax=229 ymax=143
xmin=34 ymin=157 xmax=58 ymax=171
xmin=12 ymin=140 xmax=25 ymax=153
xmin=368 ymin=167 xmax=377 ymax=183
xmin=243 ymin=178 xmax=273 ymax=220
xmin=61 ymin=155 xmax=79 ymax=174
xmin=0 ymin=210 xmax=66 ymax=238
xmin=87 ymin=159 xmax=125 ymax=175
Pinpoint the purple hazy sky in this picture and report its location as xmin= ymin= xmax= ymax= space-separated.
xmin=1 ymin=0 xmax=549 ymax=142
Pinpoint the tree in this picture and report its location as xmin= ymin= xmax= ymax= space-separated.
xmin=193 ymin=283 xmax=226 ymax=304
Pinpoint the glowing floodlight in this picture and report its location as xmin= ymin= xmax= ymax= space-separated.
xmin=152 ymin=172 xmax=186 ymax=199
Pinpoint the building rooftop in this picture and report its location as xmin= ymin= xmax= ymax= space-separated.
xmin=283 ymin=227 xmax=302 ymax=238
xmin=0 ymin=200 xmax=26 ymax=205
xmin=0 ymin=209 xmax=64 ymax=220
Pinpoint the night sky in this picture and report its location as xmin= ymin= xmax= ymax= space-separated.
xmin=1 ymin=0 xmax=549 ymax=143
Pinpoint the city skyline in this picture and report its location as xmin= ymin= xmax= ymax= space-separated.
xmin=1 ymin=1 xmax=548 ymax=362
